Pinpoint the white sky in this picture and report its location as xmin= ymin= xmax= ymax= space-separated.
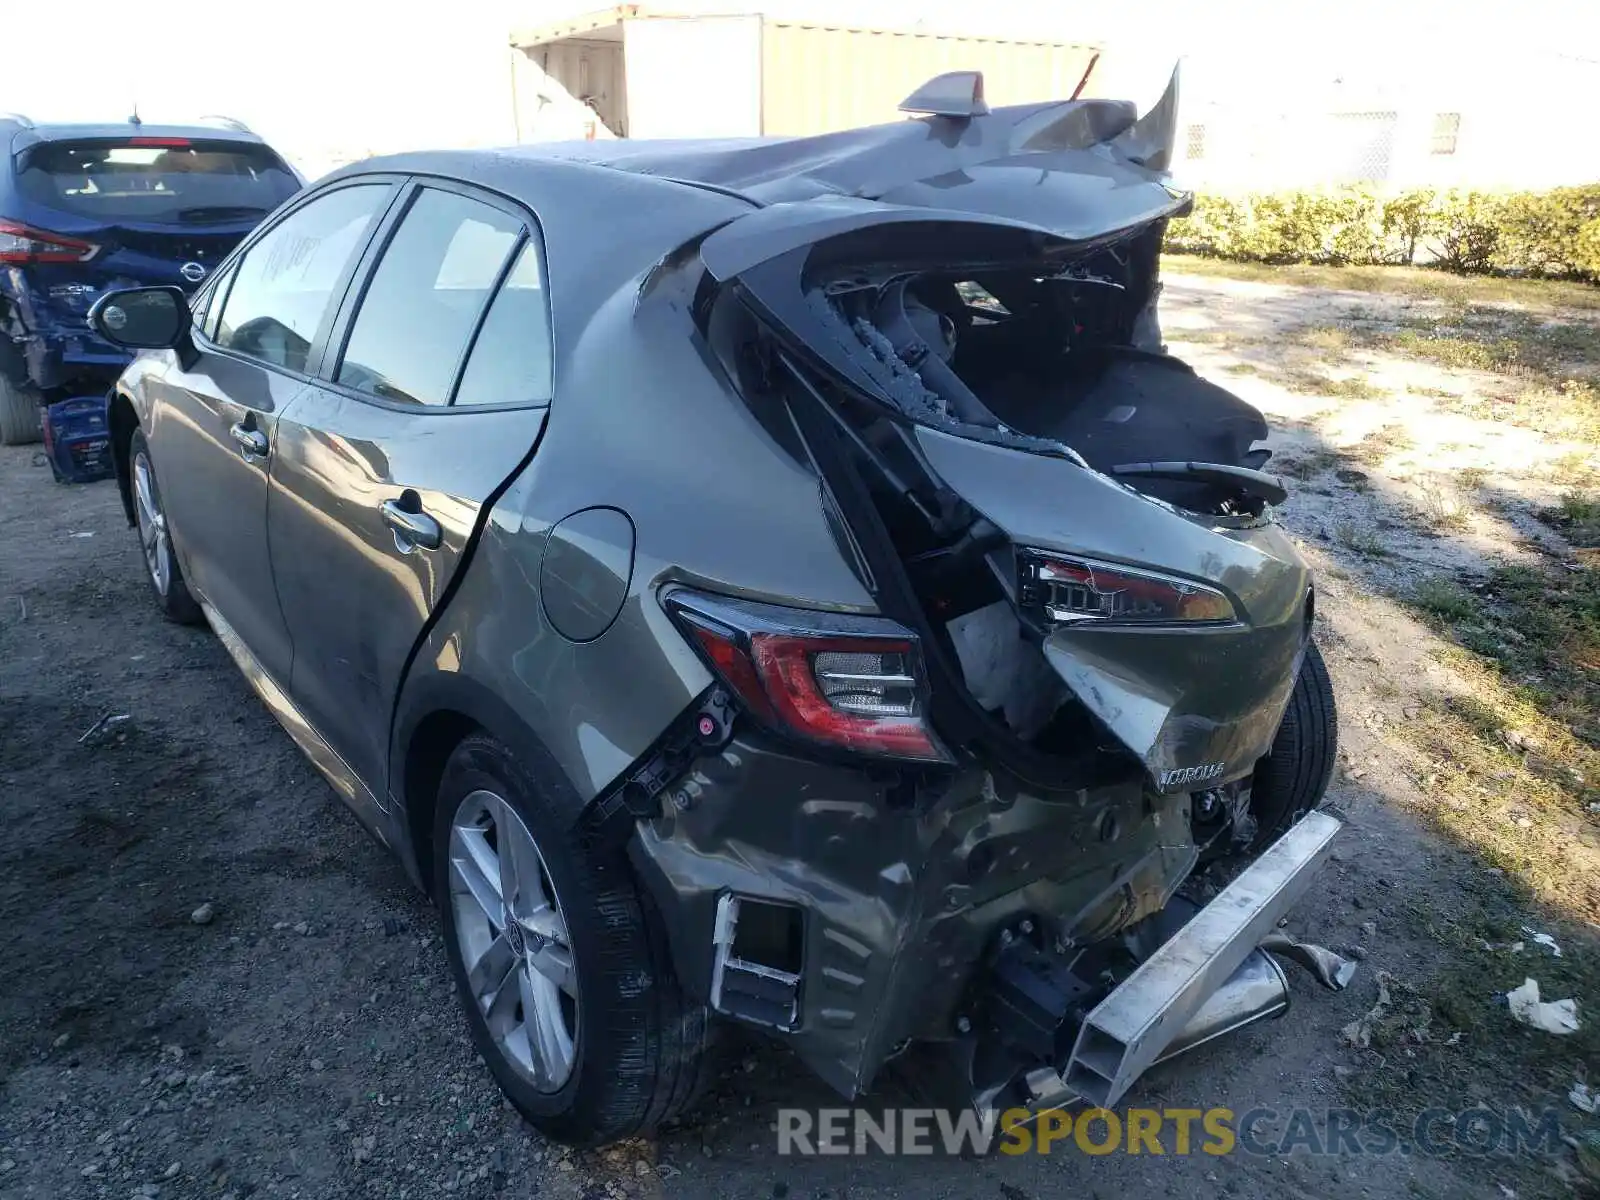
xmin=4 ymin=0 xmax=1596 ymax=171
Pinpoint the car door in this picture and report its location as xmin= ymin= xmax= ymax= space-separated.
xmin=145 ymin=180 xmax=395 ymax=685
xmin=266 ymin=180 xmax=553 ymax=803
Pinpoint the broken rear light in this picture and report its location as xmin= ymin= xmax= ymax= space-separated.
xmin=665 ymin=589 xmax=950 ymax=762
xmin=1021 ymin=551 xmax=1236 ymax=626
xmin=0 ymin=219 xmax=99 ymax=264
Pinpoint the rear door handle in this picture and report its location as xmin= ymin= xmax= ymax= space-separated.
xmin=229 ymin=422 xmax=269 ymax=459
xmin=380 ymin=497 xmax=442 ymax=552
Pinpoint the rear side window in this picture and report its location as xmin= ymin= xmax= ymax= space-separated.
xmin=213 ymin=184 xmax=387 ymax=373
xmin=336 ymin=188 xmax=522 ymax=407
xmin=15 ymin=139 xmax=300 ymax=223
xmin=453 ymin=240 xmax=553 ymax=407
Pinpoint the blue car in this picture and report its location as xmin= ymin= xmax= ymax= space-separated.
xmin=0 ymin=114 xmax=301 ymax=446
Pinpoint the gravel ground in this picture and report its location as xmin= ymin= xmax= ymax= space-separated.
xmin=0 ymin=283 xmax=1532 ymax=1199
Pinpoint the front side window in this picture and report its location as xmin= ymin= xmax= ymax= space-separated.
xmin=452 ymin=239 xmax=553 ymax=407
xmin=191 ymin=261 xmax=235 ymax=340
xmin=336 ymin=189 xmax=522 ymax=407
xmin=213 ymin=184 xmax=387 ymax=372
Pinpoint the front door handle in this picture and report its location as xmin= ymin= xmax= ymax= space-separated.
xmin=380 ymin=497 xmax=442 ymax=552
xmin=229 ymin=421 xmax=269 ymax=460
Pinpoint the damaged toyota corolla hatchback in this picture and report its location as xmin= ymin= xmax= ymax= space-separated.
xmin=92 ymin=69 xmax=1348 ymax=1146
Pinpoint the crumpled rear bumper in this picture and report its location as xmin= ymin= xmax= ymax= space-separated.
xmin=3 ymin=273 xmax=132 ymax=390
xmin=627 ymin=731 xmax=1195 ymax=1098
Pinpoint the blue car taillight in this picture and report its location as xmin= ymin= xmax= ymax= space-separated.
xmin=664 ymin=588 xmax=950 ymax=763
xmin=0 ymin=219 xmax=99 ymax=264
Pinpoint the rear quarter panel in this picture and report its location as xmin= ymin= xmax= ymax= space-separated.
xmin=395 ymin=256 xmax=876 ymax=809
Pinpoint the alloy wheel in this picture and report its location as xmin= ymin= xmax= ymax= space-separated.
xmin=448 ymin=789 xmax=579 ymax=1092
xmin=132 ymin=450 xmax=172 ymax=596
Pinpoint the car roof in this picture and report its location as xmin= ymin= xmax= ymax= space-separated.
xmin=2 ymin=119 xmax=269 ymax=157
xmin=338 ymin=95 xmax=1148 ymax=216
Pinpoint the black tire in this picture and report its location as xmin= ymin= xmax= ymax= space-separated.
xmin=127 ymin=429 xmax=204 ymax=625
xmin=0 ymin=373 xmax=42 ymax=446
xmin=1247 ymin=639 xmax=1338 ymax=847
xmin=434 ymin=733 xmax=714 ymax=1146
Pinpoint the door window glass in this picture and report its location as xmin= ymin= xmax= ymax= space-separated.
xmin=193 ymin=262 xmax=236 ymax=341
xmin=335 ymin=189 xmax=521 ymax=407
xmin=452 ymin=240 xmax=553 ymax=407
xmin=213 ymin=184 xmax=386 ymax=372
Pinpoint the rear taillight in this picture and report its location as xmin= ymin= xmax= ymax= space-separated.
xmin=666 ymin=589 xmax=950 ymax=762
xmin=1021 ymin=551 xmax=1236 ymax=626
xmin=0 ymin=219 xmax=99 ymax=265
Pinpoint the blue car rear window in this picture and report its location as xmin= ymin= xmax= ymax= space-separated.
xmin=15 ymin=139 xmax=299 ymax=224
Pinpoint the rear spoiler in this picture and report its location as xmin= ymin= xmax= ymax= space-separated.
xmin=899 ymin=53 xmax=1104 ymax=120
xmin=897 ymin=62 xmax=1177 ymax=169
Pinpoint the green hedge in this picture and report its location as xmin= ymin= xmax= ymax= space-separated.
xmin=1165 ymin=185 xmax=1600 ymax=278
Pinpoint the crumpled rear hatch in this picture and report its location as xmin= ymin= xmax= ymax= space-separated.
xmin=694 ymin=85 xmax=1312 ymax=794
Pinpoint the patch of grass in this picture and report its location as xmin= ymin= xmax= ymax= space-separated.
xmin=1384 ymin=309 xmax=1599 ymax=384
xmin=1346 ymin=423 xmax=1416 ymax=466
xmin=1457 ymin=466 xmax=1489 ymax=490
xmin=1412 ymin=575 xmax=1480 ymax=622
xmin=1326 ymin=375 xmax=1387 ymax=401
xmin=1318 ymin=308 xmax=1600 ymax=440
xmin=1166 ymin=328 xmax=1233 ymax=346
xmin=1276 ymin=368 xmax=1386 ymax=400
xmin=1221 ymin=361 xmax=1261 ymax=376
xmin=1415 ymin=475 xmax=1471 ymax=531
xmin=1396 ymin=675 xmax=1600 ymax=915
xmin=1278 ymin=368 xmax=1331 ymax=395
xmin=1333 ymin=520 xmax=1389 ymax=557
xmin=1501 ymin=380 xmax=1600 ymax=443
xmin=1388 ymin=327 xmax=1513 ymax=372
xmin=1295 ymin=323 xmax=1354 ymax=351
xmin=1539 ymin=489 xmax=1600 ymax=549
xmin=1550 ymin=451 xmax=1600 ymax=489
xmin=1342 ymin=889 xmax=1600 ymax=1194
xmin=1395 ymin=562 xmax=1600 ymax=918
xmin=1163 ymin=255 xmax=1600 ymax=312
xmin=1346 ymin=553 xmax=1600 ymax=1195
xmin=1274 ymin=447 xmax=1342 ymax=481
xmin=1408 ymin=384 xmax=1462 ymax=400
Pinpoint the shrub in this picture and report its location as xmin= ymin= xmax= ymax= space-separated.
xmin=1166 ymin=184 xmax=1600 ymax=279
xmin=1429 ymin=190 xmax=1505 ymax=273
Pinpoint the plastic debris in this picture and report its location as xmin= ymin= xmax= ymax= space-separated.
xmin=1261 ymin=932 xmax=1358 ymax=990
xmin=1340 ymin=971 xmax=1431 ymax=1048
xmin=77 ymin=712 xmax=131 ymax=745
xmin=1521 ymin=927 xmax=1563 ymax=957
xmin=1505 ymin=978 xmax=1580 ymax=1035
xmin=1571 ymin=1081 xmax=1599 ymax=1114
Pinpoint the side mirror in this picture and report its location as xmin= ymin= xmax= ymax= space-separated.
xmin=89 ymin=287 xmax=190 ymax=350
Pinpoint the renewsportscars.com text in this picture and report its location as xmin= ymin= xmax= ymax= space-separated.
xmin=776 ymin=1106 xmax=1564 ymax=1158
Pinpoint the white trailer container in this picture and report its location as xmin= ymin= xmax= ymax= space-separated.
xmin=509 ymin=7 xmax=1101 ymax=141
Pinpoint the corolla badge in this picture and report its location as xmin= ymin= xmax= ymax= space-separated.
xmin=179 ymin=261 xmax=207 ymax=283
xmin=1158 ymin=761 xmax=1227 ymax=791
xmin=101 ymin=305 xmax=128 ymax=332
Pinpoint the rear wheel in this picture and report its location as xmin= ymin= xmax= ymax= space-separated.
xmin=434 ymin=734 xmax=714 ymax=1146
xmin=1246 ymin=639 xmax=1338 ymax=847
xmin=0 ymin=374 xmax=42 ymax=446
xmin=129 ymin=429 xmax=204 ymax=625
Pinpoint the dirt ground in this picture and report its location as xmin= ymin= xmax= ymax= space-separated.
xmin=1 ymin=270 xmax=1589 ymax=1200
